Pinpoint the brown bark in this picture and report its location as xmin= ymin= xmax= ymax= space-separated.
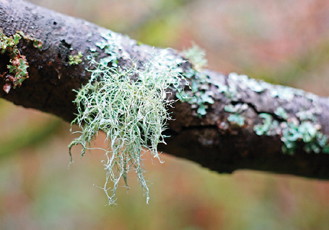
xmin=1 ymin=0 xmax=329 ymax=179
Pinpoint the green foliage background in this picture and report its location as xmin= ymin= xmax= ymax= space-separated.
xmin=1 ymin=0 xmax=329 ymax=229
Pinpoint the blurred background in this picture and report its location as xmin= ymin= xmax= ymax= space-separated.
xmin=1 ymin=0 xmax=329 ymax=229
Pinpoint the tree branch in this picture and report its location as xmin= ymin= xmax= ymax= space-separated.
xmin=1 ymin=0 xmax=329 ymax=179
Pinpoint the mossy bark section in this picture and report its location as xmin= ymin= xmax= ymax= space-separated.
xmin=0 ymin=0 xmax=102 ymax=121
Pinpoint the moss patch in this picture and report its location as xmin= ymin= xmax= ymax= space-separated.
xmin=69 ymin=52 xmax=83 ymax=65
xmin=0 ymin=29 xmax=42 ymax=93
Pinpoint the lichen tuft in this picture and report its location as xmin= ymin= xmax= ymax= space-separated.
xmin=69 ymin=51 xmax=183 ymax=205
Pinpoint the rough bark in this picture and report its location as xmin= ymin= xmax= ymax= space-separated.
xmin=1 ymin=0 xmax=329 ymax=179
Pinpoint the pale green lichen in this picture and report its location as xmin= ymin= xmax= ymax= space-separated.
xmin=224 ymin=104 xmax=247 ymax=127
xmin=254 ymin=113 xmax=279 ymax=136
xmin=254 ymin=108 xmax=329 ymax=154
xmin=176 ymin=69 xmax=214 ymax=116
xmin=177 ymin=44 xmax=215 ymax=117
xmin=94 ymin=31 xmax=126 ymax=66
xmin=181 ymin=43 xmax=207 ymax=72
xmin=224 ymin=103 xmax=248 ymax=113
xmin=296 ymin=109 xmax=317 ymax=122
xmin=69 ymin=30 xmax=183 ymax=204
xmin=225 ymin=72 xmax=308 ymax=101
xmin=225 ymin=72 xmax=270 ymax=100
xmin=227 ymin=114 xmax=245 ymax=127
xmin=69 ymin=52 xmax=83 ymax=65
xmin=281 ymin=120 xmax=329 ymax=154
xmin=274 ymin=107 xmax=288 ymax=120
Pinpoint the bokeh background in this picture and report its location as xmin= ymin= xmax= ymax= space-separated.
xmin=1 ymin=0 xmax=329 ymax=229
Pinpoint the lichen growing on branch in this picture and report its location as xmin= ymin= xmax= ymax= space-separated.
xmin=177 ymin=44 xmax=215 ymax=116
xmin=69 ymin=31 xmax=184 ymax=204
xmin=69 ymin=29 xmax=329 ymax=205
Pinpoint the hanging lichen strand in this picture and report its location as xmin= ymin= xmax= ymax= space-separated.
xmin=69 ymin=31 xmax=184 ymax=205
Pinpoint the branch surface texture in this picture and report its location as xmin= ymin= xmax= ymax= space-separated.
xmin=1 ymin=0 xmax=329 ymax=180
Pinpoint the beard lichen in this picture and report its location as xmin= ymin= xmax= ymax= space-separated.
xmin=69 ymin=34 xmax=216 ymax=205
xmin=69 ymin=50 xmax=183 ymax=205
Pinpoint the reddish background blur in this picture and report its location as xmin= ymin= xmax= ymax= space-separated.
xmin=1 ymin=0 xmax=329 ymax=229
